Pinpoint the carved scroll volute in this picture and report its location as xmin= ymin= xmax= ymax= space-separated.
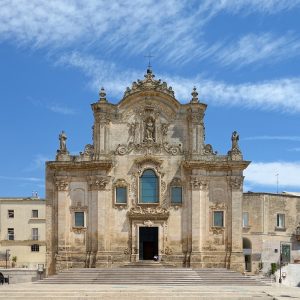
xmin=88 ymin=176 xmax=110 ymax=191
xmin=229 ymin=176 xmax=244 ymax=191
xmin=190 ymin=176 xmax=208 ymax=191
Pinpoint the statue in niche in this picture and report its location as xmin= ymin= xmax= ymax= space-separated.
xmin=144 ymin=116 xmax=155 ymax=142
xmin=161 ymin=123 xmax=169 ymax=136
xmin=128 ymin=122 xmax=137 ymax=143
xmin=58 ymin=131 xmax=68 ymax=153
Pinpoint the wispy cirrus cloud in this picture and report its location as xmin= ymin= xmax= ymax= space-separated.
xmin=46 ymin=104 xmax=76 ymax=115
xmin=206 ymin=0 xmax=300 ymax=14
xmin=214 ymin=33 xmax=300 ymax=68
xmin=58 ymin=52 xmax=300 ymax=113
xmin=28 ymin=97 xmax=76 ymax=115
xmin=24 ymin=154 xmax=51 ymax=172
xmin=0 ymin=1 xmax=299 ymax=65
xmin=244 ymin=161 xmax=300 ymax=188
xmin=0 ymin=175 xmax=43 ymax=182
xmin=288 ymin=148 xmax=300 ymax=152
xmin=243 ymin=136 xmax=300 ymax=142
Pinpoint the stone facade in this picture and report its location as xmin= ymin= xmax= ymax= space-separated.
xmin=46 ymin=69 xmax=250 ymax=275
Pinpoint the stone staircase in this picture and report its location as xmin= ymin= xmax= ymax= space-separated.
xmin=37 ymin=268 xmax=269 ymax=286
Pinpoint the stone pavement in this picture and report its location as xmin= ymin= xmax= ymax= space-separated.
xmin=0 ymin=282 xmax=300 ymax=299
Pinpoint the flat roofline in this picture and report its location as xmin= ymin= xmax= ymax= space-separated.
xmin=0 ymin=197 xmax=45 ymax=201
xmin=243 ymin=192 xmax=300 ymax=198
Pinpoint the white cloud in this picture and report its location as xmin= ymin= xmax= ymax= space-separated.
xmin=205 ymin=0 xmax=300 ymax=14
xmin=0 ymin=175 xmax=43 ymax=182
xmin=288 ymin=148 xmax=300 ymax=152
xmin=24 ymin=154 xmax=51 ymax=172
xmin=58 ymin=52 xmax=300 ymax=113
xmin=215 ymin=33 xmax=300 ymax=68
xmin=47 ymin=104 xmax=76 ymax=115
xmin=244 ymin=161 xmax=300 ymax=188
xmin=243 ymin=136 xmax=300 ymax=142
xmin=0 ymin=1 xmax=299 ymax=65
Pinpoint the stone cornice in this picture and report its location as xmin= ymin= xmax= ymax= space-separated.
xmin=183 ymin=159 xmax=250 ymax=171
xmin=46 ymin=160 xmax=113 ymax=171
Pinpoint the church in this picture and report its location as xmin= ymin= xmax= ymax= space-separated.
xmin=45 ymin=68 xmax=300 ymax=276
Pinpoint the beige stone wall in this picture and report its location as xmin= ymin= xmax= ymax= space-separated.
xmin=0 ymin=198 xmax=46 ymax=269
xmin=243 ymin=193 xmax=300 ymax=274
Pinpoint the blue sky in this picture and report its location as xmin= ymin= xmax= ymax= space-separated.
xmin=1 ymin=0 xmax=300 ymax=197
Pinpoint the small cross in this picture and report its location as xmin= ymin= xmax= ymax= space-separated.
xmin=144 ymin=53 xmax=154 ymax=69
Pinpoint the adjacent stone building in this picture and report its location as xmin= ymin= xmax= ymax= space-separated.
xmin=242 ymin=192 xmax=300 ymax=274
xmin=0 ymin=197 xmax=46 ymax=269
xmin=46 ymin=69 xmax=250 ymax=275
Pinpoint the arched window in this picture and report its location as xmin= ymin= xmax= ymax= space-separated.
xmin=140 ymin=169 xmax=159 ymax=203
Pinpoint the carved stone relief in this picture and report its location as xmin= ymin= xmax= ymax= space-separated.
xmin=190 ymin=177 xmax=208 ymax=191
xmin=229 ymin=176 xmax=244 ymax=190
xmin=116 ymin=104 xmax=182 ymax=156
xmin=127 ymin=206 xmax=169 ymax=220
xmin=55 ymin=180 xmax=69 ymax=191
xmin=88 ymin=176 xmax=109 ymax=191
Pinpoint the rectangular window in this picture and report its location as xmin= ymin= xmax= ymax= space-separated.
xmin=32 ymin=210 xmax=38 ymax=218
xmin=213 ymin=211 xmax=224 ymax=227
xmin=243 ymin=212 xmax=249 ymax=227
xmin=116 ymin=187 xmax=127 ymax=204
xmin=171 ymin=187 xmax=182 ymax=204
xmin=8 ymin=228 xmax=14 ymax=240
xmin=75 ymin=212 xmax=84 ymax=227
xmin=8 ymin=210 xmax=14 ymax=218
xmin=31 ymin=244 xmax=40 ymax=252
xmin=32 ymin=228 xmax=39 ymax=240
xmin=277 ymin=214 xmax=285 ymax=228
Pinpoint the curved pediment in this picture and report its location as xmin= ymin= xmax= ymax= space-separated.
xmin=118 ymin=68 xmax=181 ymax=117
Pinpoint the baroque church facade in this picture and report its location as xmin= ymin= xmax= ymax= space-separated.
xmin=46 ymin=68 xmax=251 ymax=275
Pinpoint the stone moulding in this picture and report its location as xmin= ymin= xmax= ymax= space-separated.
xmin=127 ymin=206 xmax=169 ymax=220
xmin=183 ymin=160 xmax=250 ymax=171
xmin=47 ymin=160 xmax=113 ymax=171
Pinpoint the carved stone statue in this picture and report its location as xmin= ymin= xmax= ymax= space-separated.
xmin=231 ymin=131 xmax=240 ymax=151
xmin=59 ymin=131 xmax=67 ymax=153
xmin=128 ymin=122 xmax=137 ymax=143
xmin=144 ymin=117 xmax=155 ymax=142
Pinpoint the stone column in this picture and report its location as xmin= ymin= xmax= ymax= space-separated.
xmin=88 ymin=176 xmax=109 ymax=266
xmin=229 ymin=175 xmax=244 ymax=272
xmin=55 ymin=178 xmax=70 ymax=249
xmin=190 ymin=176 xmax=208 ymax=267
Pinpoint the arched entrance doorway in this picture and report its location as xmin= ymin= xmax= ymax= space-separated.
xmin=243 ymin=238 xmax=252 ymax=272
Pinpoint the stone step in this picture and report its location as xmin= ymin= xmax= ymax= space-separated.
xmin=36 ymin=268 xmax=269 ymax=286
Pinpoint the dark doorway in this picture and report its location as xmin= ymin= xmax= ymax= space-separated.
xmin=139 ymin=227 xmax=158 ymax=260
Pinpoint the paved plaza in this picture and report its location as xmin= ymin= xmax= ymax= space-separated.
xmin=1 ymin=281 xmax=300 ymax=299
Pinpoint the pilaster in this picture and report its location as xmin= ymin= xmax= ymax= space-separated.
xmin=55 ymin=177 xmax=70 ymax=249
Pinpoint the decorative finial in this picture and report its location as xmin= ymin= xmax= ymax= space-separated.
xmin=190 ymin=87 xmax=199 ymax=103
xmin=99 ymin=87 xmax=107 ymax=102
